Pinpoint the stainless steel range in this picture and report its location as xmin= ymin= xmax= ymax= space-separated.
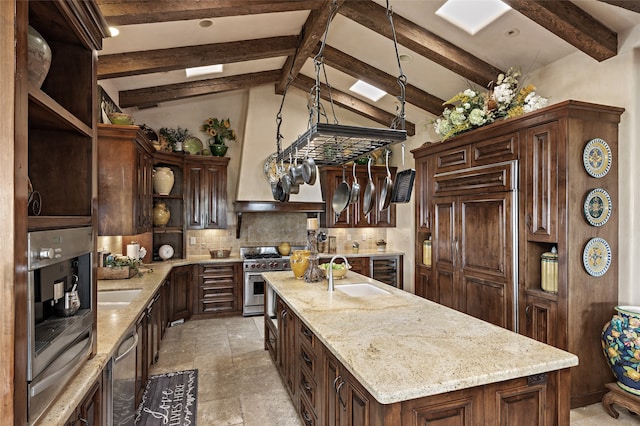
xmin=241 ymin=247 xmax=291 ymax=316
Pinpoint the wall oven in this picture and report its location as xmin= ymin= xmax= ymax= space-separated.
xmin=27 ymin=227 xmax=95 ymax=424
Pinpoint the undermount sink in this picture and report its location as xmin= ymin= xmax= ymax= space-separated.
xmin=97 ymin=288 xmax=142 ymax=309
xmin=335 ymin=283 xmax=390 ymax=297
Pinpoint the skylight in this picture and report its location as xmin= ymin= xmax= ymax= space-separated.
xmin=185 ymin=64 xmax=223 ymax=78
xmin=435 ymin=0 xmax=511 ymax=35
xmin=349 ymin=80 xmax=387 ymax=102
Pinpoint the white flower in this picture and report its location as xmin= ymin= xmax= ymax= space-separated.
xmin=463 ymin=102 xmax=471 ymax=110
xmin=468 ymin=108 xmax=487 ymax=126
xmin=493 ymin=84 xmax=514 ymax=104
xmin=523 ymin=92 xmax=548 ymax=113
xmin=450 ymin=109 xmax=466 ymax=125
xmin=463 ymin=89 xmax=476 ymax=97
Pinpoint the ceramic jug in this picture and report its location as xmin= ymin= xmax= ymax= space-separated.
xmin=153 ymin=167 xmax=174 ymax=195
xmin=153 ymin=202 xmax=170 ymax=226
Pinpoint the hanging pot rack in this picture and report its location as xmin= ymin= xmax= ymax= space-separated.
xmin=275 ymin=0 xmax=407 ymax=167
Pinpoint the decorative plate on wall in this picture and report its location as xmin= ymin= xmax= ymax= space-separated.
xmin=583 ymin=188 xmax=612 ymax=227
xmin=582 ymin=237 xmax=612 ymax=277
xmin=583 ymin=138 xmax=612 ymax=178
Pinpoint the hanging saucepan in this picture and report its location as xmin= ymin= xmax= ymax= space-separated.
xmin=284 ymin=154 xmax=299 ymax=194
xmin=349 ymin=162 xmax=360 ymax=205
xmin=362 ymin=157 xmax=376 ymax=216
xmin=275 ymin=178 xmax=289 ymax=202
xmin=379 ymin=150 xmax=394 ymax=211
xmin=302 ymin=142 xmax=317 ymax=185
xmin=332 ymin=166 xmax=351 ymax=216
xmin=271 ymin=180 xmax=279 ymax=201
xmin=289 ymin=149 xmax=305 ymax=185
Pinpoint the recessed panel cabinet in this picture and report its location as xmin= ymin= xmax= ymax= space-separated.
xmin=413 ymin=100 xmax=624 ymax=407
xmin=186 ymin=157 xmax=229 ymax=229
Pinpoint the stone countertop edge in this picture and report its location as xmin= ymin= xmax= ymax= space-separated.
xmin=36 ymin=251 xmax=404 ymax=425
xmin=262 ymin=270 xmax=579 ymax=405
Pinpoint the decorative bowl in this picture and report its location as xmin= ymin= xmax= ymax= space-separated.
xmin=319 ymin=263 xmax=351 ymax=279
xmin=209 ymin=249 xmax=231 ymax=259
xmin=108 ymin=112 xmax=135 ymax=125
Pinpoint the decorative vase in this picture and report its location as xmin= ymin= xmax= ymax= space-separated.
xmin=602 ymin=306 xmax=640 ymax=395
xmin=27 ymin=25 xmax=52 ymax=89
xmin=210 ymin=144 xmax=228 ymax=157
xmin=278 ymin=242 xmax=291 ymax=256
xmin=153 ymin=202 xmax=171 ymax=227
xmin=290 ymin=250 xmax=311 ymax=279
xmin=153 ymin=167 xmax=174 ymax=195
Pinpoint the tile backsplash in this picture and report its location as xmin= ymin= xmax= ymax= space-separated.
xmin=98 ymin=212 xmax=387 ymax=259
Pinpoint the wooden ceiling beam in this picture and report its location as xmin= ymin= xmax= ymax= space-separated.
xmin=320 ymin=45 xmax=445 ymax=116
xmin=96 ymin=0 xmax=325 ymax=25
xmin=338 ymin=1 xmax=502 ymax=88
xmin=97 ymin=36 xmax=297 ymax=79
xmin=503 ymin=0 xmax=617 ymax=62
xmin=291 ymin=74 xmax=416 ymax=136
xmin=118 ymin=70 xmax=281 ymax=108
xmin=276 ymin=0 xmax=344 ymax=94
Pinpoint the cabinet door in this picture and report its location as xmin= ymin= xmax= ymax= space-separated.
xmin=459 ymin=193 xmax=515 ymax=331
xmin=76 ymin=379 xmax=102 ymax=426
xmin=525 ymin=122 xmax=558 ymax=242
xmin=401 ymin=387 xmax=481 ymax=425
xmin=137 ymin=148 xmax=153 ymax=230
xmin=135 ymin=312 xmax=146 ymax=408
xmin=523 ymin=294 xmax=558 ymax=347
xmin=186 ymin=162 xmax=227 ymax=229
xmin=278 ymin=299 xmax=298 ymax=399
xmin=415 ymin=156 xmax=431 ymax=231
xmin=432 ymin=197 xmax=457 ymax=309
xmin=415 ymin=264 xmax=430 ymax=300
xmin=323 ymin=351 xmax=341 ymax=426
xmin=485 ymin=377 xmax=548 ymax=425
xmin=170 ymin=265 xmax=193 ymax=322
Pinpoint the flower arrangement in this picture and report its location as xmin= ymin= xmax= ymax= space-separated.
xmin=200 ymin=117 xmax=237 ymax=145
xmin=433 ymin=67 xmax=548 ymax=141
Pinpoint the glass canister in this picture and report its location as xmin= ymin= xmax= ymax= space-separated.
xmin=423 ymin=237 xmax=432 ymax=266
xmin=541 ymin=246 xmax=558 ymax=293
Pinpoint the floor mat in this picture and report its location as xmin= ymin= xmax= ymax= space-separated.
xmin=135 ymin=369 xmax=198 ymax=425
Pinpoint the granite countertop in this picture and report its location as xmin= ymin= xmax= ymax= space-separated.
xmin=262 ymin=270 xmax=579 ymax=405
xmin=37 ymin=250 xmax=404 ymax=424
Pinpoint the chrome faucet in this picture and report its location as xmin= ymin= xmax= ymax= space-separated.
xmin=328 ymin=255 xmax=350 ymax=292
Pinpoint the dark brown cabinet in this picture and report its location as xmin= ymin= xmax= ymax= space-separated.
xmin=170 ymin=265 xmax=193 ymax=322
xmin=195 ymin=263 xmax=241 ymax=316
xmin=323 ymin=350 xmax=371 ymax=426
xmin=98 ymin=124 xmax=155 ymax=236
xmin=278 ymin=298 xmax=298 ymax=399
xmin=64 ymin=378 xmax=103 ymax=426
xmin=319 ymin=165 xmax=396 ymax=228
xmin=185 ymin=156 xmax=229 ymax=229
xmin=413 ymin=100 xmax=624 ymax=407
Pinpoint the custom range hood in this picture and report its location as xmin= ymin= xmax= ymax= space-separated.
xmin=233 ymin=201 xmax=324 ymax=238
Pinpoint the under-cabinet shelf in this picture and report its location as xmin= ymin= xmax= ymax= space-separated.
xmin=28 ymin=216 xmax=93 ymax=231
xmin=153 ymin=227 xmax=183 ymax=234
xmin=525 ymin=287 xmax=559 ymax=302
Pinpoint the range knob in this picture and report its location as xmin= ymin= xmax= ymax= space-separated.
xmin=38 ymin=248 xmax=54 ymax=260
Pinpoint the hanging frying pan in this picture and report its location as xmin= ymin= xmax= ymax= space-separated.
xmin=391 ymin=144 xmax=416 ymax=203
xmin=349 ymin=162 xmax=360 ymax=205
xmin=379 ymin=150 xmax=393 ymax=211
xmin=332 ymin=166 xmax=351 ymax=216
xmin=363 ymin=158 xmax=375 ymax=216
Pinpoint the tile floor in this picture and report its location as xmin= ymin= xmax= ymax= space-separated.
xmin=150 ymin=316 xmax=638 ymax=425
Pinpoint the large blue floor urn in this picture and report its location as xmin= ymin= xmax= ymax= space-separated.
xmin=602 ymin=306 xmax=640 ymax=394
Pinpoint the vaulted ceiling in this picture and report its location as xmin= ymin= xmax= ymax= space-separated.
xmin=96 ymin=0 xmax=640 ymax=136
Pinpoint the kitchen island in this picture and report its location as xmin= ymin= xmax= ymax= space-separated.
xmin=263 ymin=270 xmax=579 ymax=425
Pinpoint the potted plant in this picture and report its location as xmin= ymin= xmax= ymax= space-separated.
xmin=200 ymin=117 xmax=237 ymax=156
xmin=158 ymin=126 xmax=190 ymax=152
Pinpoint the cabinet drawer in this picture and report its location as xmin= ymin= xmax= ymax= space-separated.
xmin=472 ymin=132 xmax=518 ymax=166
xmin=299 ymin=322 xmax=316 ymax=349
xmin=298 ymin=383 xmax=318 ymax=426
xmin=199 ymin=298 xmax=235 ymax=313
xmin=434 ymin=147 xmax=470 ymax=173
xmin=300 ymin=343 xmax=316 ymax=375
xmin=200 ymin=264 xmax=235 ymax=278
xmin=265 ymin=320 xmax=277 ymax=362
xmin=434 ymin=161 xmax=516 ymax=196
